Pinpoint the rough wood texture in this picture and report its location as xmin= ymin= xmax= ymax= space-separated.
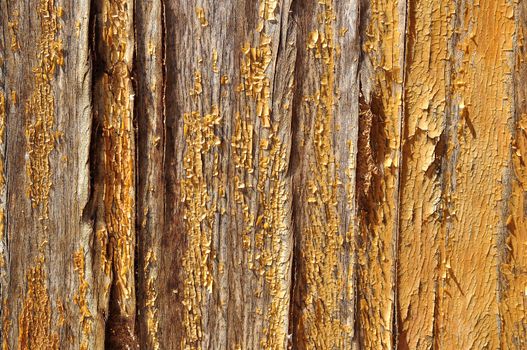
xmin=290 ymin=1 xmax=359 ymax=349
xmin=439 ymin=1 xmax=514 ymax=348
xmin=0 ymin=0 xmax=95 ymax=349
xmin=500 ymin=1 xmax=527 ymax=348
xmin=397 ymin=0 xmax=448 ymax=348
xmin=135 ymin=0 xmax=164 ymax=349
xmin=1 ymin=0 xmax=526 ymax=349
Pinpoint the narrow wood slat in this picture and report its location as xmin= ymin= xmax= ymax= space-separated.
xmin=397 ymin=0 xmax=450 ymax=348
xmin=135 ymin=0 xmax=164 ymax=349
xmin=500 ymin=0 xmax=527 ymax=348
xmin=92 ymin=0 xmax=137 ymax=347
xmin=356 ymin=0 xmax=406 ymax=347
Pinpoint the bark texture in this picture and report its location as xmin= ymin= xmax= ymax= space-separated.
xmin=0 ymin=0 xmax=526 ymax=349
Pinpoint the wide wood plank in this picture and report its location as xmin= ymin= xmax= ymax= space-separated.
xmin=438 ymin=0 xmax=514 ymax=348
xmin=161 ymin=0 xmax=296 ymax=347
xmin=289 ymin=0 xmax=360 ymax=348
xmin=0 ymin=0 xmax=95 ymax=348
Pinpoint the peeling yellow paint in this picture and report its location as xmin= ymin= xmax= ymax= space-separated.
xmin=0 ymin=92 xmax=5 ymax=191
xmin=75 ymin=21 xmax=81 ymax=38
xmin=144 ymin=250 xmax=160 ymax=350
xmin=99 ymin=0 xmax=135 ymax=320
xmin=18 ymin=256 xmax=59 ymax=350
xmin=500 ymin=5 xmax=527 ymax=341
xmin=258 ymin=0 xmax=278 ymax=21
xmin=240 ymin=34 xmax=273 ymax=128
xmin=307 ymin=30 xmax=319 ymax=49
xmin=73 ymin=249 xmax=93 ymax=350
xmin=55 ymin=300 xmax=65 ymax=328
xmin=8 ymin=9 xmax=20 ymax=51
xmin=2 ymin=298 xmax=10 ymax=350
xmin=439 ymin=1 xmax=514 ymax=348
xmin=231 ymin=2 xmax=292 ymax=347
xmin=397 ymin=0 xmax=449 ymax=348
xmin=0 ymin=77 xmax=6 ymax=284
xmin=25 ymin=0 xmax=63 ymax=215
xmin=96 ymin=227 xmax=111 ymax=276
xmin=212 ymin=49 xmax=219 ymax=73
xmin=192 ymin=70 xmax=203 ymax=96
xmin=10 ymin=91 xmax=16 ymax=107
xmin=357 ymin=0 xmax=404 ymax=347
xmin=195 ymin=7 xmax=208 ymax=27
xmin=501 ymin=109 xmax=527 ymax=344
xmin=181 ymin=108 xmax=222 ymax=348
xmin=295 ymin=1 xmax=354 ymax=348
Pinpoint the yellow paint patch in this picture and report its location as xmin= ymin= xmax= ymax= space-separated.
xmin=439 ymin=1 xmax=514 ymax=348
xmin=10 ymin=91 xmax=16 ymax=107
xmin=181 ymin=108 xmax=221 ymax=348
xmin=99 ymin=0 xmax=135 ymax=318
xmin=241 ymin=35 xmax=273 ymax=128
xmin=144 ymin=250 xmax=160 ymax=350
xmin=357 ymin=0 xmax=405 ymax=347
xmin=195 ymin=7 xmax=208 ymax=27
xmin=17 ymin=256 xmax=59 ymax=350
xmin=8 ymin=9 xmax=20 ymax=51
xmin=397 ymin=0 xmax=450 ymax=348
xmin=212 ymin=49 xmax=219 ymax=73
xmin=25 ymin=0 xmax=63 ymax=215
xmin=2 ymin=298 xmax=10 ymax=350
xmin=0 ymin=92 xmax=5 ymax=191
xmin=73 ymin=249 xmax=93 ymax=350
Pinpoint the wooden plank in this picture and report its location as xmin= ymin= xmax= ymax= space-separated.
xmin=500 ymin=1 xmax=527 ymax=348
xmin=92 ymin=0 xmax=137 ymax=347
xmin=396 ymin=0 xmax=450 ymax=348
xmin=134 ymin=0 xmax=164 ymax=349
xmin=161 ymin=0 xmax=296 ymax=347
xmin=0 ymin=0 xmax=95 ymax=348
xmin=438 ymin=0 xmax=515 ymax=348
xmin=289 ymin=0 xmax=360 ymax=348
xmin=357 ymin=0 xmax=406 ymax=347
xmin=0 ymin=1 xmax=8 ymax=347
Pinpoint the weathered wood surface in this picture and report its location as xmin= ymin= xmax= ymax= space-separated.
xmin=0 ymin=0 xmax=526 ymax=349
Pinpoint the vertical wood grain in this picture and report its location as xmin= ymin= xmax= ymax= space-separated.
xmin=162 ymin=0 xmax=296 ymax=348
xmin=500 ymin=0 xmax=527 ymax=348
xmin=356 ymin=0 xmax=406 ymax=347
xmin=135 ymin=0 xmax=164 ymax=349
xmin=0 ymin=1 xmax=526 ymax=349
xmin=397 ymin=0 xmax=450 ymax=348
xmin=438 ymin=0 xmax=514 ymax=348
xmin=0 ymin=0 xmax=95 ymax=348
xmin=92 ymin=0 xmax=137 ymax=347
xmin=289 ymin=0 xmax=360 ymax=348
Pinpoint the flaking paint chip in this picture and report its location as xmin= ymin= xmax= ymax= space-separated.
xmin=195 ymin=7 xmax=208 ymax=27
xmin=308 ymin=30 xmax=319 ymax=49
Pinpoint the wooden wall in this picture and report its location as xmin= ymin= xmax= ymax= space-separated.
xmin=0 ymin=0 xmax=525 ymax=348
